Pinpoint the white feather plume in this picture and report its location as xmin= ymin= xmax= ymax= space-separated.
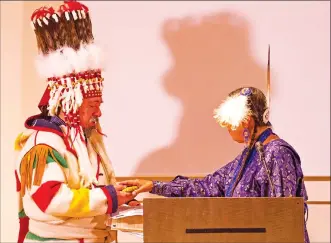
xmin=85 ymin=43 xmax=105 ymax=70
xmin=75 ymin=46 xmax=90 ymax=72
xmin=35 ymin=43 xmax=104 ymax=78
xmin=213 ymin=95 xmax=251 ymax=130
xmin=62 ymin=47 xmax=78 ymax=74
xmin=50 ymin=50 xmax=68 ymax=77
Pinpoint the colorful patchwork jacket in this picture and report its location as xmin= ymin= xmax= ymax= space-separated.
xmin=15 ymin=115 xmax=118 ymax=243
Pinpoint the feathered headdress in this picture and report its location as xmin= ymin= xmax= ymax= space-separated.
xmin=31 ymin=0 xmax=106 ymax=187
xmin=213 ymin=46 xmax=271 ymax=130
xmin=33 ymin=1 xmax=104 ymax=119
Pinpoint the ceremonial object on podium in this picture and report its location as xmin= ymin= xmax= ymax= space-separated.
xmin=143 ymin=197 xmax=305 ymax=243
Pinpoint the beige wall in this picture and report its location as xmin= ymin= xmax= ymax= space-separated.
xmin=1 ymin=1 xmax=330 ymax=242
xmin=1 ymin=2 xmax=24 ymax=242
xmin=1 ymin=2 xmax=58 ymax=242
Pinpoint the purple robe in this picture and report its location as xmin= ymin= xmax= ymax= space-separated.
xmin=150 ymin=139 xmax=310 ymax=243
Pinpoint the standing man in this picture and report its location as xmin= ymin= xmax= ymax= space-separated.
xmin=14 ymin=1 xmax=134 ymax=242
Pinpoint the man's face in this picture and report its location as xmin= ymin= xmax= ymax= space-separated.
xmin=226 ymin=117 xmax=254 ymax=144
xmin=79 ymin=97 xmax=103 ymax=129
xmin=227 ymin=123 xmax=246 ymax=143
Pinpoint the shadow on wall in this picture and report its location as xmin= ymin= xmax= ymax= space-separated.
xmin=133 ymin=12 xmax=268 ymax=176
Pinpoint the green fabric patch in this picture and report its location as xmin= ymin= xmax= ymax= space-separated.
xmin=30 ymin=147 xmax=68 ymax=169
xmin=18 ymin=209 xmax=26 ymax=218
xmin=25 ymin=232 xmax=62 ymax=241
xmin=51 ymin=149 xmax=68 ymax=168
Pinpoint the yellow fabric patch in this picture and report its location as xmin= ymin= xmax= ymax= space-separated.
xmin=14 ymin=133 xmax=24 ymax=151
xmin=14 ymin=131 xmax=33 ymax=151
xmin=68 ymin=188 xmax=90 ymax=217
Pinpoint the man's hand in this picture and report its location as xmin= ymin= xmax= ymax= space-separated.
xmin=115 ymin=184 xmax=141 ymax=206
xmin=127 ymin=199 xmax=141 ymax=206
xmin=119 ymin=179 xmax=153 ymax=196
xmin=114 ymin=184 xmax=136 ymax=206
xmin=116 ymin=191 xmax=135 ymax=206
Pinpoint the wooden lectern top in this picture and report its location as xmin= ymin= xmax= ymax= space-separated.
xmin=143 ymin=197 xmax=305 ymax=243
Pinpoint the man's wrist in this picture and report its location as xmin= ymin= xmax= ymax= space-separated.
xmin=150 ymin=180 xmax=163 ymax=194
xmin=101 ymin=185 xmax=118 ymax=213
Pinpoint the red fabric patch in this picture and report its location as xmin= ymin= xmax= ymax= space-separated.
xmin=18 ymin=217 xmax=29 ymax=243
xmin=34 ymin=131 xmax=39 ymax=145
xmin=100 ymin=187 xmax=113 ymax=214
xmin=38 ymin=87 xmax=51 ymax=110
xmin=31 ymin=181 xmax=62 ymax=212
xmin=15 ymin=170 xmax=21 ymax=192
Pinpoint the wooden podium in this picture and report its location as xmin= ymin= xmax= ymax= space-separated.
xmin=143 ymin=197 xmax=305 ymax=243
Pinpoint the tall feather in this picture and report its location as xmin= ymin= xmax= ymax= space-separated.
xmin=267 ymin=45 xmax=271 ymax=109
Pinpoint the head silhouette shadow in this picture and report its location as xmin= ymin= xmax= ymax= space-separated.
xmin=133 ymin=12 xmax=267 ymax=176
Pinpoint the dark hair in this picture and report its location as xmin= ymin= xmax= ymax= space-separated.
xmin=40 ymin=105 xmax=49 ymax=117
xmin=228 ymin=86 xmax=269 ymax=127
xmin=40 ymin=104 xmax=61 ymax=117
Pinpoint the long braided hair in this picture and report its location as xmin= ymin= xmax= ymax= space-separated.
xmin=228 ymin=87 xmax=270 ymax=195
